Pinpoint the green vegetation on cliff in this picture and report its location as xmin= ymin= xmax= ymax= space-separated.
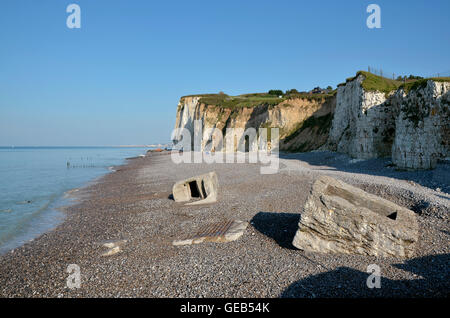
xmin=196 ymin=93 xmax=285 ymax=109
xmin=358 ymin=71 xmax=403 ymax=94
xmin=337 ymin=71 xmax=450 ymax=96
xmin=398 ymin=77 xmax=450 ymax=127
xmin=184 ymin=73 xmax=449 ymax=109
xmin=283 ymin=113 xmax=333 ymax=144
xmin=181 ymin=90 xmax=335 ymax=109
xmin=284 ymin=90 xmax=336 ymax=101
xmin=400 ymin=77 xmax=450 ymax=93
xmin=338 ymin=71 xmax=403 ymax=95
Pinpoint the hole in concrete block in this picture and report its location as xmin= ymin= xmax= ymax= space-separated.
xmin=245 ymin=135 xmax=250 ymax=152
xmin=188 ymin=181 xmax=201 ymax=198
xmin=201 ymin=180 xmax=207 ymax=198
xmin=387 ymin=212 xmax=397 ymax=220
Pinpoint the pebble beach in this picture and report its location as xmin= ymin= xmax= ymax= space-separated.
xmin=0 ymin=151 xmax=449 ymax=297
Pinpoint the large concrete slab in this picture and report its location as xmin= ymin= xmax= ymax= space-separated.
xmin=292 ymin=176 xmax=419 ymax=258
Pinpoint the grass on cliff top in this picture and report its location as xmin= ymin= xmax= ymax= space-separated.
xmin=197 ymin=94 xmax=285 ymax=109
xmin=337 ymin=71 xmax=450 ymax=95
xmin=284 ymin=90 xmax=336 ymax=101
xmin=182 ymin=91 xmax=335 ymax=109
xmin=400 ymin=77 xmax=450 ymax=93
xmin=180 ymin=93 xmax=285 ymax=109
xmin=337 ymin=71 xmax=403 ymax=95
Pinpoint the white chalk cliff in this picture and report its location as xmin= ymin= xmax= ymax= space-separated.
xmin=173 ymin=72 xmax=449 ymax=170
xmin=392 ymin=81 xmax=450 ymax=169
xmin=173 ymin=94 xmax=335 ymax=153
xmin=328 ymin=74 xmax=449 ymax=169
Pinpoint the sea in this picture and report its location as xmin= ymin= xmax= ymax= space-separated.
xmin=0 ymin=146 xmax=151 ymax=254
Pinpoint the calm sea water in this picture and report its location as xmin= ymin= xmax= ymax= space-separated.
xmin=0 ymin=146 xmax=150 ymax=254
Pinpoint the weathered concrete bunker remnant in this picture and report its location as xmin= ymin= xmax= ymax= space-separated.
xmin=172 ymin=220 xmax=248 ymax=246
xmin=172 ymin=171 xmax=218 ymax=205
xmin=292 ymin=176 xmax=419 ymax=258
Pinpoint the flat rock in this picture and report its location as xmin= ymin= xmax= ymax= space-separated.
xmin=173 ymin=220 xmax=248 ymax=246
xmin=292 ymin=176 xmax=419 ymax=258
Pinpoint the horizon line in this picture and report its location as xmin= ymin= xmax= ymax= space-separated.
xmin=0 ymin=144 xmax=171 ymax=148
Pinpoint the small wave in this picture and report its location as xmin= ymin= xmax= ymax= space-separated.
xmin=64 ymin=188 xmax=79 ymax=198
xmin=0 ymin=209 xmax=12 ymax=213
xmin=0 ymin=193 xmax=64 ymax=254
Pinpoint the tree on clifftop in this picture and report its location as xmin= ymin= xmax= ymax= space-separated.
xmin=268 ymin=90 xmax=283 ymax=96
xmin=285 ymin=89 xmax=299 ymax=95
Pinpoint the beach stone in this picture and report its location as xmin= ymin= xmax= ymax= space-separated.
xmin=292 ymin=176 xmax=419 ymax=258
xmin=100 ymin=239 xmax=127 ymax=257
xmin=172 ymin=171 xmax=218 ymax=205
xmin=102 ymin=246 xmax=121 ymax=257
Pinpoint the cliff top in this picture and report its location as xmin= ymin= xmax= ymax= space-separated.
xmin=338 ymin=71 xmax=450 ymax=95
xmin=180 ymin=91 xmax=335 ymax=109
xmin=400 ymin=77 xmax=450 ymax=93
xmin=338 ymin=71 xmax=403 ymax=94
xmin=179 ymin=72 xmax=449 ymax=109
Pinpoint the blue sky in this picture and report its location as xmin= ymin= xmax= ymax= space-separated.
xmin=0 ymin=0 xmax=449 ymax=146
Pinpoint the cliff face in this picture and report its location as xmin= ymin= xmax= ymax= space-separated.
xmin=328 ymin=75 xmax=450 ymax=169
xmin=173 ymin=72 xmax=449 ymax=170
xmin=328 ymin=74 xmax=401 ymax=159
xmin=392 ymin=81 xmax=450 ymax=169
xmin=173 ymin=95 xmax=335 ymax=152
